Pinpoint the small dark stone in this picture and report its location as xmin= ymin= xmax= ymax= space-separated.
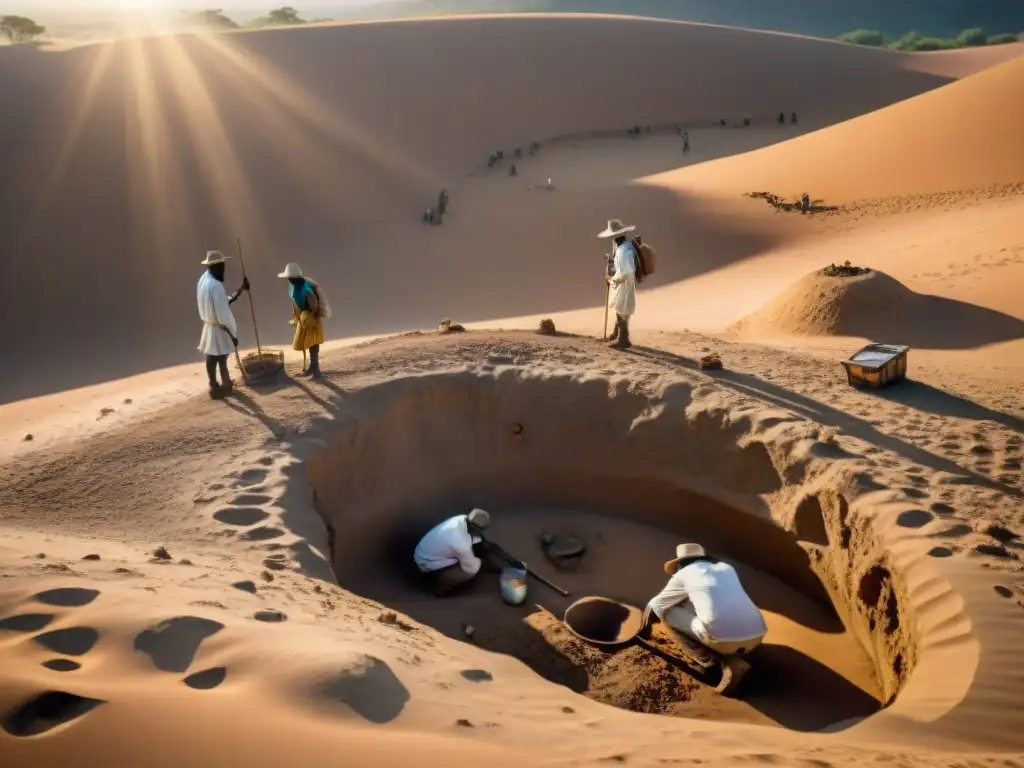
xmin=253 ymin=610 xmax=287 ymax=623
xmin=23 ymin=434 xmax=33 ymax=442
xmin=455 ymin=719 xmax=474 ymax=728
xmin=178 ymin=559 xmax=193 ymax=566
xmin=81 ymin=554 xmax=101 ymax=561
xmin=153 ymin=547 xmax=172 ymax=561
xmin=232 ymin=580 xmax=258 ymax=594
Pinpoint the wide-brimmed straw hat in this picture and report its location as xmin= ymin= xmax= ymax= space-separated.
xmin=201 ymin=250 xmax=230 ymax=266
xmin=277 ymin=262 xmax=303 ymax=279
xmin=467 ymin=508 xmax=490 ymax=531
xmin=597 ymin=218 xmax=636 ymax=239
xmin=663 ymin=543 xmax=706 ymax=575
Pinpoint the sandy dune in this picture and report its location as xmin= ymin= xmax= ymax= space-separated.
xmin=1 ymin=13 xmax=1023 ymax=768
xmin=0 ymin=14 xmax=1016 ymax=403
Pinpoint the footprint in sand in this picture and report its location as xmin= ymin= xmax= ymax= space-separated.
xmin=243 ymin=526 xmax=285 ymax=542
xmin=928 ymin=546 xmax=956 ymax=558
xmin=33 ymin=627 xmax=100 ymax=656
xmin=2 ymin=691 xmax=105 ymax=737
xmin=41 ymin=659 xmax=81 ymax=672
xmin=133 ymin=616 xmax=224 ymax=673
xmin=232 ymin=580 xmax=258 ymax=594
xmin=213 ymin=507 xmax=270 ymax=527
xmin=233 ymin=468 xmax=269 ymax=488
xmin=460 ymin=669 xmax=493 ymax=683
xmin=33 ymin=587 xmax=100 ymax=608
xmin=0 ymin=613 xmax=55 ymax=632
xmin=183 ymin=667 xmax=227 ymax=690
xmin=896 ymin=509 xmax=934 ymax=529
xmin=231 ymin=493 xmax=273 ymax=506
xmin=930 ymin=502 xmax=955 ymax=516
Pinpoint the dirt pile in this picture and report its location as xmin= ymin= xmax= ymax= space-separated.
xmin=730 ymin=267 xmax=1024 ymax=346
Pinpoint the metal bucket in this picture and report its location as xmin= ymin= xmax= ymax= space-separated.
xmin=500 ymin=565 xmax=528 ymax=606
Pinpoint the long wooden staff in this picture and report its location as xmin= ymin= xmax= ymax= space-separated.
xmin=235 ymin=237 xmax=263 ymax=359
xmin=602 ymin=253 xmax=612 ymax=340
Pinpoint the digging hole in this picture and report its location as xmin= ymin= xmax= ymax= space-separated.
xmin=306 ymin=372 xmax=919 ymax=731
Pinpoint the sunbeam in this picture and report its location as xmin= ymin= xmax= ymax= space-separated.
xmin=34 ymin=42 xmax=115 ymax=217
xmin=124 ymin=33 xmax=196 ymax=284
xmin=195 ymin=32 xmax=437 ymax=192
xmin=154 ymin=33 xmax=271 ymax=254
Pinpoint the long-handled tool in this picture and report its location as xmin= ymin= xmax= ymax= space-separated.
xmin=485 ymin=539 xmax=570 ymax=597
xmin=602 ymin=253 xmax=612 ymax=340
xmin=235 ymin=237 xmax=262 ymax=358
xmin=217 ymin=323 xmax=248 ymax=387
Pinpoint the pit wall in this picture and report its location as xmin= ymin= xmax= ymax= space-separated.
xmin=307 ymin=369 xmax=916 ymax=703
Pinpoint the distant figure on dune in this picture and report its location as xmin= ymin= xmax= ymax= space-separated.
xmin=277 ymin=262 xmax=331 ymax=379
xmin=791 ymin=111 xmax=798 ymax=124
xmin=196 ymin=250 xmax=249 ymax=399
xmin=414 ymin=509 xmax=492 ymax=597
xmin=437 ymin=188 xmax=449 ymax=216
xmin=682 ymin=130 xmax=690 ymax=154
xmin=801 ymin=192 xmax=810 ymax=212
xmin=777 ymin=112 xmax=785 ymax=125
xmin=599 ymin=218 xmax=638 ymax=350
xmin=647 ymin=543 xmax=768 ymax=657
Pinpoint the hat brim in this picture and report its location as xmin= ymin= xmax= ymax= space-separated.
xmin=277 ymin=271 xmax=301 ymax=279
xmin=663 ymin=558 xmax=684 ymax=576
xmin=597 ymin=225 xmax=636 ymax=239
xmin=201 ymin=256 xmax=231 ymax=266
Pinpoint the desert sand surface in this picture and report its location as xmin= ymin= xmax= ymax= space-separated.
xmin=1 ymin=13 xmax=1023 ymax=768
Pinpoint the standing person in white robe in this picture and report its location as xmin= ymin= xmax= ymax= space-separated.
xmin=413 ymin=509 xmax=493 ymax=597
xmin=196 ymin=250 xmax=249 ymax=398
xmin=598 ymin=218 xmax=638 ymax=350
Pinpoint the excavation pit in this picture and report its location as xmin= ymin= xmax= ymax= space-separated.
xmin=308 ymin=370 xmax=921 ymax=731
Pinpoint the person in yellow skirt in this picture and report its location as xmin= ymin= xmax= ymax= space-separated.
xmin=277 ymin=262 xmax=331 ymax=378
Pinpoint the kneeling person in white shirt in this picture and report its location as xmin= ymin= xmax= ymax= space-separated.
xmin=413 ymin=509 xmax=492 ymax=596
xmin=647 ymin=543 xmax=768 ymax=657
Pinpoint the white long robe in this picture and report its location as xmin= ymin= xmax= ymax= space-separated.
xmin=608 ymin=241 xmax=637 ymax=317
xmin=196 ymin=271 xmax=238 ymax=356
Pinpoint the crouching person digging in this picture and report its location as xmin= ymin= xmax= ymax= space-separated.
xmin=413 ymin=509 xmax=495 ymax=597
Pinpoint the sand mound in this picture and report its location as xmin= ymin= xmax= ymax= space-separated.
xmin=676 ymin=53 xmax=1024 ymax=200
xmin=301 ymin=368 xmax=959 ymax=728
xmin=731 ymin=267 xmax=1024 ymax=347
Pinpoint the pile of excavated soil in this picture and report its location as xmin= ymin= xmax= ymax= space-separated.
xmin=730 ymin=267 xmax=1024 ymax=346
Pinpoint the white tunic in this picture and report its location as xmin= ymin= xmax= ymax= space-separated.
xmin=608 ymin=241 xmax=637 ymax=317
xmin=196 ymin=271 xmax=238 ymax=356
xmin=413 ymin=514 xmax=482 ymax=575
xmin=648 ymin=560 xmax=767 ymax=643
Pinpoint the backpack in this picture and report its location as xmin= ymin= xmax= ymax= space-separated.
xmin=630 ymin=236 xmax=657 ymax=283
xmin=308 ymin=279 xmax=333 ymax=320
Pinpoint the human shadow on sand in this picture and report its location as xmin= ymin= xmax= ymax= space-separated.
xmin=631 ymin=346 xmax=1021 ymax=497
xmin=222 ymin=391 xmax=286 ymax=438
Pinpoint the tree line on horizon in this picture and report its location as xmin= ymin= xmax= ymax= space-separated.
xmin=0 ymin=8 xmax=332 ymax=44
xmin=838 ymin=26 xmax=1021 ymax=51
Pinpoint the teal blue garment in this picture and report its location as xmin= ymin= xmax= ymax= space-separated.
xmin=289 ymin=280 xmax=312 ymax=311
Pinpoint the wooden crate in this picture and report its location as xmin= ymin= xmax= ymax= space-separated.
xmin=841 ymin=343 xmax=909 ymax=389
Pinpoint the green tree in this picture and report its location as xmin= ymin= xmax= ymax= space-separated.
xmin=0 ymin=15 xmax=46 ymax=43
xmin=183 ymin=9 xmax=239 ymax=31
xmin=267 ymin=6 xmax=305 ymax=25
xmin=987 ymin=32 xmax=1019 ymax=45
xmin=837 ymin=29 xmax=885 ymax=47
xmin=955 ymin=27 xmax=988 ymax=47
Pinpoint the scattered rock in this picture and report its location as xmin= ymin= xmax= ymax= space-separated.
xmin=378 ymin=611 xmax=415 ymax=632
xmin=23 ymin=434 xmax=33 ymax=442
xmin=438 ymin=318 xmax=466 ymax=334
xmin=97 ymin=407 xmax=115 ymax=420
xmin=34 ymin=553 xmax=46 ymax=559
xmin=123 ymin=398 xmax=133 ymax=405
xmin=537 ymin=318 xmax=556 ymax=335
xmin=512 ymin=423 xmax=524 ymax=436
xmin=455 ymin=719 xmax=474 ymax=728
xmin=152 ymin=547 xmax=172 ymax=561
xmin=562 ymin=706 xmax=575 ymax=714
xmin=699 ymin=353 xmax=723 ymax=370
xmin=973 ymin=519 xmax=1018 ymax=543
xmin=254 ymin=610 xmax=287 ymax=623
xmin=260 ymin=570 xmax=275 ymax=583
xmin=81 ymin=554 xmax=101 ymax=561
xmin=178 ymin=559 xmax=194 ymax=566
xmin=232 ymin=580 xmax=258 ymax=594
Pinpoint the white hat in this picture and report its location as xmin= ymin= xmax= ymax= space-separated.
xmin=663 ymin=543 xmax=707 ymax=575
xmin=201 ymin=250 xmax=230 ymax=266
xmin=597 ymin=219 xmax=636 ymax=239
xmin=467 ymin=508 xmax=490 ymax=531
xmin=277 ymin=263 xmax=303 ymax=279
